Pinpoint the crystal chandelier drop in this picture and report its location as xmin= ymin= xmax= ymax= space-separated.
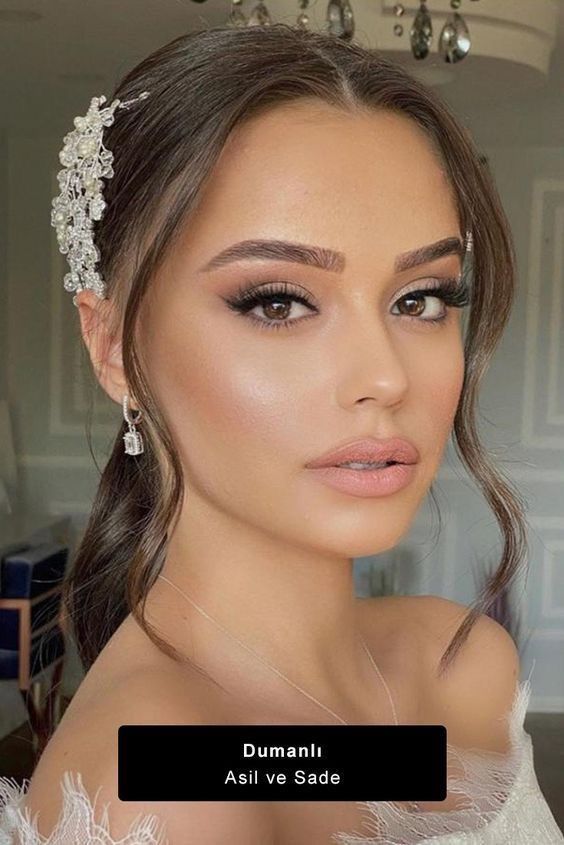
xmin=219 ymin=0 xmax=481 ymax=62
xmin=393 ymin=0 xmax=481 ymax=63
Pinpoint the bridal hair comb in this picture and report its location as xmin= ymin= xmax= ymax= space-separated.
xmin=50 ymin=90 xmax=150 ymax=308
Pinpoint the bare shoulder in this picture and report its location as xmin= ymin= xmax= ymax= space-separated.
xmin=24 ymin=663 xmax=273 ymax=844
xmin=359 ymin=593 xmax=520 ymax=749
xmin=411 ymin=593 xmax=520 ymax=678
xmin=412 ymin=594 xmax=521 ymax=752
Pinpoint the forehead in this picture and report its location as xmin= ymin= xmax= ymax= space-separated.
xmin=174 ymin=100 xmax=459 ymax=272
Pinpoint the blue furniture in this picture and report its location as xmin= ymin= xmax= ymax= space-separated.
xmin=0 ymin=542 xmax=69 ymax=756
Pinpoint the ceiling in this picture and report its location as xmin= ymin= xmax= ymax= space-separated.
xmin=0 ymin=0 xmax=563 ymax=134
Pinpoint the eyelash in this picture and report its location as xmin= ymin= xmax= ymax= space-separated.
xmin=223 ymin=277 xmax=471 ymax=332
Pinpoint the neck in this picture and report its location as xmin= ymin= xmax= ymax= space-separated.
xmin=143 ymin=491 xmax=387 ymax=720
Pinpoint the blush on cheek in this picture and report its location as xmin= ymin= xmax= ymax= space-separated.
xmin=432 ymin=374 xmax=463 ymax=420
xmin=164 ymin=343 xmax=292 ymax=479
xmin=428 ymin=376 xmax=464 ymax=459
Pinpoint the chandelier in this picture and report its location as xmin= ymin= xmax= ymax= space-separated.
xmin=189 ymin=0 xmax=482 ymax=64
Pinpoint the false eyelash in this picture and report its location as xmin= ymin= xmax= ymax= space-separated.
xmin=225 ymin=281 xmax=315 ymax=311
xmin=408 ymin=275 xmax=471 ymax=309
xmin=223 ymin=281 xmax=316 ymax=331
xmin=223 ymin=277 xmax=471 ymax=332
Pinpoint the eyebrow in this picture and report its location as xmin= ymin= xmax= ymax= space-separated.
xmin=198 ymin=236 xmax=464 ymax=275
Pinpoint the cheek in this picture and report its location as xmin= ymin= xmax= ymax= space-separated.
xmin=425 ymin=355 xmax=463 ymax=413
xmin=145 ymin=313 xmax=302 ymax=479
xmin=412 ymin=338 xmax=465 ymax=460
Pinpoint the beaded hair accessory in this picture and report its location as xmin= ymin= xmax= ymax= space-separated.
xmin=50 ymin=90 xmax=150 ymax=308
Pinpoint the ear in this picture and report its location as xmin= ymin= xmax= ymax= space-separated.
xmin=74 ymin=289 xmax=135 ymax=409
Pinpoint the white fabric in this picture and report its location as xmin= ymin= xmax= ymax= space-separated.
xmin=0 ymin=676 xmax=562 ymax=844
xmin=332 ymin=676 xmax=564 ymax=844
xmin=0 ymin=769 xmax=167 ymax=845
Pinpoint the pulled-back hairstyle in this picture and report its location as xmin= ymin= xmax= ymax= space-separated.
xmin=62 ymin=23 xmax=527 ymax=686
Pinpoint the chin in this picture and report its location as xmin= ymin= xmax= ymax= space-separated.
xmin=318 ymin=525 xmax=412 ymax=560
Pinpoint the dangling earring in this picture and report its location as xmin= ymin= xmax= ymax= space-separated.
xmin=122 ymin=393 xmax=144 ymax=455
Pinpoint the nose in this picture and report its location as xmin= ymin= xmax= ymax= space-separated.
xmin=334 ymin=309 xmax=409 ymax=409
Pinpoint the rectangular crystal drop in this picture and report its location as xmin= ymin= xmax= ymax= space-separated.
xmin=123 ymin=430 xmax=143 ymax=455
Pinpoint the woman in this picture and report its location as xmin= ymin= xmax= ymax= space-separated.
xmin=0 ymin=22 xmax=562 ymax=845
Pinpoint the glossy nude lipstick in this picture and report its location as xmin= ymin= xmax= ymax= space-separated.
xmin=305 ymin=436 xmax=419 ymax=499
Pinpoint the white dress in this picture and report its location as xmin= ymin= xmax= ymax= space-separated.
xmin=0 ymin=674 xmax=562 ymax=845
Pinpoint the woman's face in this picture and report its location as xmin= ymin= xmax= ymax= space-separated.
xmin=138 ymin=100 xmax=466 ymax=558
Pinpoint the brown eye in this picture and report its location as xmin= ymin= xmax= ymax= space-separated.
xmin=391 ymin=278 xmax=470 ymax=325
xmin=223 ymin=280 xmax=318 ymax=331
xmin=397 ymin=295 xmax=427 ymax=318
xmin=262 ymin=299 xmax=293 ymax=321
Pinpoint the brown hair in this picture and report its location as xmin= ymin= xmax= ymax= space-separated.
xmin=62 ymin=23 xmax=528 ymax=686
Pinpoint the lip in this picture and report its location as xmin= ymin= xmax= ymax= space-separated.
xmin=305 ymin=436 xmax=420 ymax=469
xmin=307 ymin=462 xmax=417 ymax=498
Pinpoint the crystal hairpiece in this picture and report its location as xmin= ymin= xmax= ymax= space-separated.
xmin=51 ymin=90 xmax=150 ymax=308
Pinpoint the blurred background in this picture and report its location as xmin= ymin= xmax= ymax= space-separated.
xmin=0 ymin=0 xmax=562 ymax=824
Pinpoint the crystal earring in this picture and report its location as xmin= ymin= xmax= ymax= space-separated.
xmin=122 ymin=393 xmax=144 ymax=455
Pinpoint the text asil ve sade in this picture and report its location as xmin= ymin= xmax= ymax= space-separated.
xmin=225 ymin=740 xmax=342 ymax=786
xmin=119 ymin=722 xmax=444 ymax=801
